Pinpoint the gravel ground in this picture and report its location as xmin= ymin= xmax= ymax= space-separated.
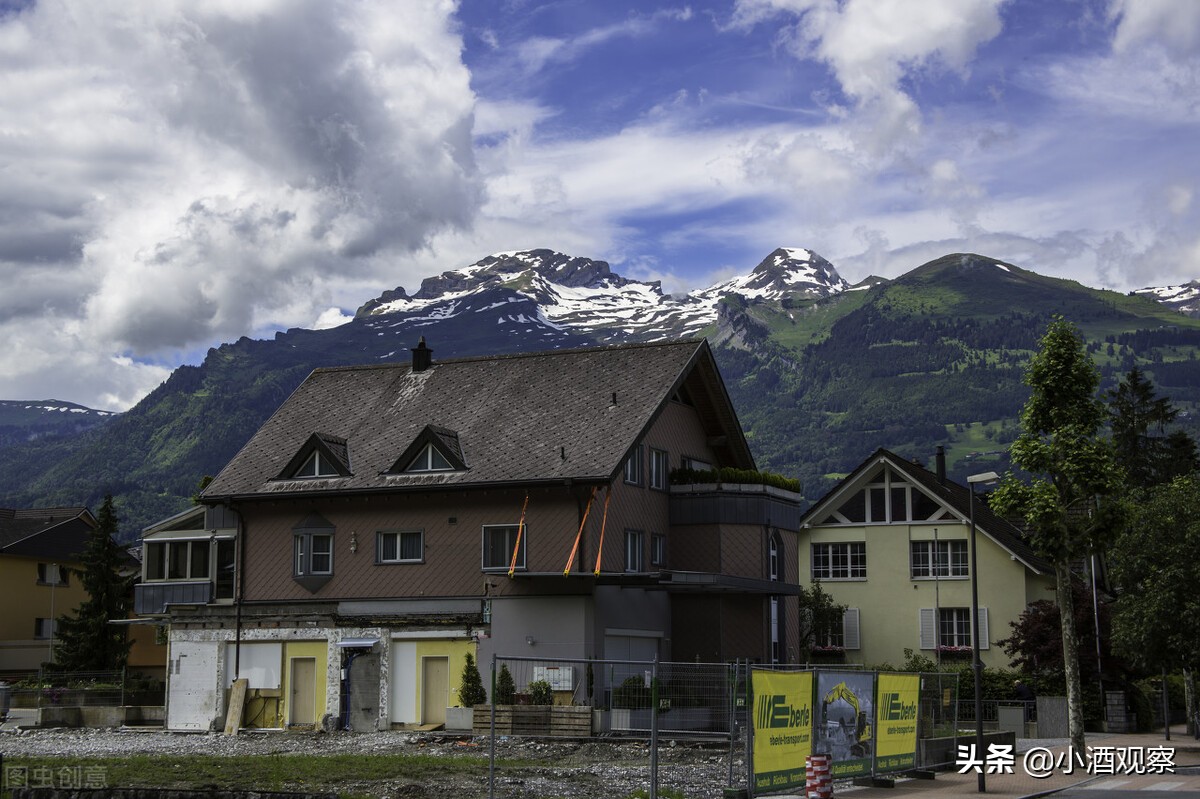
xmin=0 ymin=726 xmax=748 ymax=798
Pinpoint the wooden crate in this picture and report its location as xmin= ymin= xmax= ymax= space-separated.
xmin=550 ymin=705 xmax=592 ymax=737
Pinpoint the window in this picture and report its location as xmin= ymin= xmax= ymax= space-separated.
xmin=483 ymin=524 xmax=525 ymax=571
xmin=651 ymin=534 xmax=666 ymax=567
xmin=811 ymin=542 xmax=866 ymax=579
xmin=378 ymin=530 xmax=424 ymax=563
xmin=824 ymin=466 xmax=951 ymax=524
xmin=814 ymin=609 xmax=861 ymax=651
xmin=769 ymin=536 xmax=781 ymax=582
xmin=770 ymin=597 xmax=781 ymax=664
xmin=37 ymin=563 xmax=68 ymax=586
xmin=405 ymin=443 xmax=453 ymax=473
xmin=295 ymin=450 xmax=340 ymax=478
xmin=920 ymin=607 xmax=988 ymax=651
xmin=910 ymin=539 xmax=968 ymax=578
xmin=144 ymin=541 xmax=210 ymax=581
xmin=649 ymin=448 xmax=669 ymax=490
xmin=294 ymin=533 xmax=333 ymax=576
xmin=34 ymin=618 xmax=56 ymax=639
xmin=625 ymin=530 xmax=644 ymax=572
xmin=682 ymin=456 xmax=712 ymax=472
xmin=624 ymin=445 xmax=643 ymax=485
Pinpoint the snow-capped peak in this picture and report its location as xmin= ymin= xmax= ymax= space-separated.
xmin=691 ymin=247 xmax=849 ymax=305
xmin=1133 ymin=280 xmax=1200 ymax=317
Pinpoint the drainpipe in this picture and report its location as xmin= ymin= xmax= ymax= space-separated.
xmin=234 ymin=507 xmax=245 ymax=680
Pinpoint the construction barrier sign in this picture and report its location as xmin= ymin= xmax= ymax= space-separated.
xmin=815 ymin=670 xmax=876 ymax=779
xmin=874 ymin=673 xmax=920 ymax=771
xmin=751 ymin=669 xmax=814 ymax=793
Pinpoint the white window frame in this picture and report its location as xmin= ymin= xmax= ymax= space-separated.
xmin=919 ymin=607 xmax=989 ymax=650
xmin=482 ymin=524 xmax=525 ymax=572
xmin=624 ymin=445 xmax=644 ymax=485
xmin=811 ymin=542 xmax=866 ymax=580
xmin=37 ymin=563 xmax=68 ymax=586
xmin=651 ymin=533 xmax=666 ymax=567
xmin=294 ymin=532 xmax=333 ymax=576
xmin=910 ymin=539 xmax=968 ymax=578
xmin=34 ymin=618 xmax=56 ymax=639
xmin=295 ymin=449 xmax=339 ymax=478
xmin=624 ymin=529 xmax=644 ymax=572
xmin=406 ymin=443 xmax=453 ymax=473
xmin=649 ymin=448 xmax=669 ymax=490
xmin=377 ymin=530 xmax=424 ymax=563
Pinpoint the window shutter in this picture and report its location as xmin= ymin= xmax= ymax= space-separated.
xmin=978 ymin=607 xmax=990 ymax=650
xmin=919 ymin=608 xmax=936 ymax=650
xmin=843 ymin=608 xmax=860 ymax=650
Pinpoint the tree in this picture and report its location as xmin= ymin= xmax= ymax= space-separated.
xmin=54 ymin=495 xmax=135 ymax=671
xmin=797 ymin=581 xmax=848 ymax=660
xmin=991 ymin=317 xmax=1125 ymax=756
xmin=1109 ymin=475 xmax=1200 ymax=733
xmin=457 ymin=652 xmax=487 ymax=707
xmin=1108 ymin=367 xmax=1198 ymax=490
xmin=495 ymin=663 xmax=516 ymax=705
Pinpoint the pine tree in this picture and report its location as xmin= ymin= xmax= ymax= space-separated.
xmin=458 ymin=652 xmax=487 ymax=707
xmin=495 ymin=664 xmax=516 ymax=705
xmin=54 ymin=495 xmax=134 ymax=671
xmin=1109 ymin=367 xmax=1198 ymax=490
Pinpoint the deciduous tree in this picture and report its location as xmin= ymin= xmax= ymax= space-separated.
xmin=991 ymin=317 xmax=1124 ymax=755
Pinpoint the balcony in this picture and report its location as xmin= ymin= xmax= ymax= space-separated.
xmin=668 ymin=481 xmax=803 ymax=531
xmin=134 ymin=581 xmax=213 ymax=615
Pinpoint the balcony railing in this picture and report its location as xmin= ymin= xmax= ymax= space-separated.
xmin=134 ymin=580 xmax=212 ymax=615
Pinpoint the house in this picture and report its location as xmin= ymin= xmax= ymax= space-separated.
xmin=136 ymin=339 xmax=805 ymax=732
xmin=797 ymin=448 xmax=1054 ymax=668
xmin=0 ymin=507 xmax=95 ymax=673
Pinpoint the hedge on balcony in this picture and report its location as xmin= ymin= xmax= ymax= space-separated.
xmin=669 ymin=467 xmax=801 ymax=494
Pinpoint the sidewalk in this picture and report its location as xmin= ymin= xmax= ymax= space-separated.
xmin=773 ymin=726 xmax=1200 ymax=799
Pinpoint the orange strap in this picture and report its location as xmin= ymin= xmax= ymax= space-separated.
xmin=508 ymin=492 xmax=530 ymax=578
xmin=563 ymin=486 xmax=597 ymax=575
xmin=592 ymin=486 xmax=612 ymax=575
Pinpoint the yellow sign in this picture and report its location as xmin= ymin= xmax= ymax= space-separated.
xmin=751 ymin=669 xmax=814 ymax=792
xmin=874 ymin=673 xmax=920 ymax=771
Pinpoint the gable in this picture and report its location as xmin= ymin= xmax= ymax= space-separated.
xmin=390 ymin=425 xmax=467 ymax=474
xmin=275 ymin=433 xmax=351 ymax=480
xmin=816 ymin=462 xmax=955 ymax=525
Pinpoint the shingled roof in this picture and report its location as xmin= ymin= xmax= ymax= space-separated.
xmin=800 ymin=448 xmax=1051 ymax=575
xmin=0 ymin=507 xmax=95 ymax=559
xmin=202 ymin=339 xmax=752 ymax=501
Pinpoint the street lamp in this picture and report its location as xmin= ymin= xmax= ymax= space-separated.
xmin=967 ymin=471 xmax=999 ymax=793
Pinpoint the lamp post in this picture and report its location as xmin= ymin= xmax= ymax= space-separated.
xmin=967 ymin=471 xmax=999 ymax=793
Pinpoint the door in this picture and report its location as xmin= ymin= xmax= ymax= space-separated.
xmin=421 ymin=657 xmax=448 ymax=726
xmin=167 ymin=641 xmax=219 ymax=731
xmin=348 ymin=652 xmax=381 ymax=732
xmin=290 ymin=657 xmax=316 ymax=726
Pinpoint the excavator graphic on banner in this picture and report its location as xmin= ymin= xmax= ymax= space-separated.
xmin=820 ymin=681 xmax=873 ymax=758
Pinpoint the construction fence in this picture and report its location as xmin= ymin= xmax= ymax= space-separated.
xmin=480 ymin=656 xmax=963 ymax=799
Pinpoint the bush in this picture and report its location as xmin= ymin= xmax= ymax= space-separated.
xmin=458 ymin=653 xmax=487 ymax=707
xmin=495 ymin=664 xmax=516 ymax=705
xmin=613 ymin=675 xmax=662 ymax=709
xmin=669 ymin=466 xmax=801 ymax=493
xmin=528 ymin=680 xmax=554 ymax=705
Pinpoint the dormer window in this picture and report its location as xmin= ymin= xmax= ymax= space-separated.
xmin=389 ymin=425 xmax=467 ymax=475
xmin=276 ymin=433 xmax=350 ymax=481
xmin=296 ymin=450 xmax=340 ymax=478
xmin=405 ymin=443 xmax=454 ymax=473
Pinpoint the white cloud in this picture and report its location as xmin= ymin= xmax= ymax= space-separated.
xmin=1111 ymin=0 xmax=1200 ymax=57
xmin=0 ymin=0 xmax=480 ymax=409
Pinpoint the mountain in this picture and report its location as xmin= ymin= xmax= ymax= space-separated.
xmin=0 ymin=400 xmax=116 ymax=449
xmin=1133 ymin=281 xmax=1200 ymax=317
xmin=3 ymin=247 xmax=1200 ymax=538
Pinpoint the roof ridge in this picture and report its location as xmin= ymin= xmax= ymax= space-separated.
xmin=308 ymin=338 xmax=706 ymax=375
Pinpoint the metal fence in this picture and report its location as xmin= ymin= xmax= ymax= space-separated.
xmin=3 ymin=668 xmax=165 ymax=710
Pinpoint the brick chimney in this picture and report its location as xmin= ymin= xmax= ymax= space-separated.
xmin=935 ymin=445 xmax=946 ymax=483
xmin=411 ymin=337 xmax=433 ymax=372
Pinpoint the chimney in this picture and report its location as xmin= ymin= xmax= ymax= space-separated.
xmin=935 ymin=445 xmax=946 ymax=483
xmin=411 ymin=337 xmax=433 ymax=372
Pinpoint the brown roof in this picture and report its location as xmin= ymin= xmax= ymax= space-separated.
xmin=203 ymin=339 xmax=753 ymax=501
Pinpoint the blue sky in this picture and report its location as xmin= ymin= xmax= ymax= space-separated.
xmin=0 ymin=0 xmax=1198 ymax=410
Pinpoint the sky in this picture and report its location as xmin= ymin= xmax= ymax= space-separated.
xmin=1 ymin=0 xmax=1199 ymax=411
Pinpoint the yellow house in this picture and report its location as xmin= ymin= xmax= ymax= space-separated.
xmin=0 ymin=507 xmax=95 ymax=674
xmin=798 ymin=449 xmax=1055 ymax=668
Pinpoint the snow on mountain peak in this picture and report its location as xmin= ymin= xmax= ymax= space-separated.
xmin=1133 ymin=280 xmax=1200 ymax=317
